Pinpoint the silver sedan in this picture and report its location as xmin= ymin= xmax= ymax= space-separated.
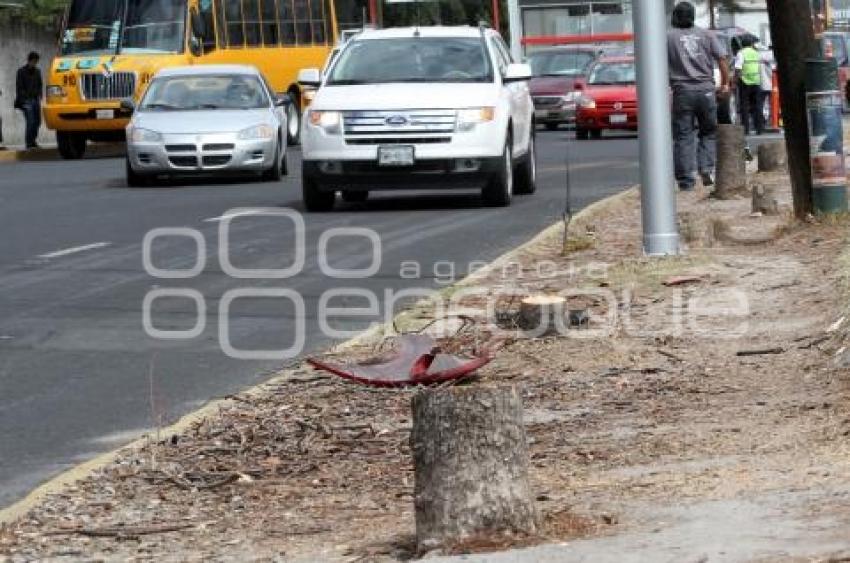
xmin=125 ymin=65 xmax=288 ymax=186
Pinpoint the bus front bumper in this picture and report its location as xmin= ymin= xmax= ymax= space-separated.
xmin=44 ymin=102 xmax=133 ymax=132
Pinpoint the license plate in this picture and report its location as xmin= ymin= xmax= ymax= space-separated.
xmin=610 ymin=114 xmax=627 ymax=124
xmin=378 ymin=145 xmax=414 ymax=167
xmin=96 ymin=109 xmax=114 ymax=120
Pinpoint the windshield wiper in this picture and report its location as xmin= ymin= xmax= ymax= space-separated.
xmin=328 ymin=79 xmax=370 ymax=86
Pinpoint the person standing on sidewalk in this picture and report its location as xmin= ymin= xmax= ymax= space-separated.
xmin=667 ymin=1 xmax=731 ymax=191
xmin=734 ymin=36 xmax=765 ymax=136
xmin=15 ymin=52 xmax=43 ymax=150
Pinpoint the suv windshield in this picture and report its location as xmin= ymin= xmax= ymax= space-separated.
xmin=328 ymin=37 xmax=494 ymax=85
xmin=529 ymin=50 xmax=595 ymax=77
xmin=588 ymin=62 xmax=636 ymax=85
xmin=60 ymin=0 xmax=186 ymax=56
xmin=140 ymin=75 xmax=270 ymax=111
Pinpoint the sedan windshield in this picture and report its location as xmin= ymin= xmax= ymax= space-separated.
xmin=588 ymin=62 xmax=636 ymax=85
xmin=529 ymin=51 xmax=595 ymax=77
xmin=140 ymin=75 xmax=270 ymax=111
xmin=328 ymin=38 xmax=493 ymax=85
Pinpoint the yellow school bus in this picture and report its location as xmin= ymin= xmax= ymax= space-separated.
xmin=45 ymin=0 xmax=338 ymax=159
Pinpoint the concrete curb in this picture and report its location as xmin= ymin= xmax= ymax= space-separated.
xmin=0 ymin=184 xmax=638 ymax=527
xmin=0 ymin=143 xmax=125 ymax=163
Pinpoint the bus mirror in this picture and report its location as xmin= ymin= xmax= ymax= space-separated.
xmin=298 ymin=68 xmax=322 ymax=87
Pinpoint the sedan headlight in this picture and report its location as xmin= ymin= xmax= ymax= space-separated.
xmin=308 ymin=110 xmax=341 ymax=134
xmin=46 ymin=85 xmax=66 ymax=99
xmin=562 ymin=91 xmax=582 ymax=104
xmin=578 ymin=97 xmax=597 ymax=110
xmin=238 ymin=124 xmax=276 ymax=140
xmin=457 ymin=107 xmax=496 ymax=131
xmin=129 ymin=127 xmax=162 ymax=143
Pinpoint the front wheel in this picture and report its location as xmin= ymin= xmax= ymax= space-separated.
xmin=302 ymin=166 xmax=335 ymax=212
xmin=57 ymin=132 xmax=86 ymax=159
xmin=515 ymin=134 xmax=537 ymax=195
xmin=286 ymin=96 xmax=301 ymax=146
xmin=482 ymin=141 xmax=513 ymax=207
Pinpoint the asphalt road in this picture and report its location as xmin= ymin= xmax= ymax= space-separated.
xmin=0 ymin=129 xmax=640 ymax=508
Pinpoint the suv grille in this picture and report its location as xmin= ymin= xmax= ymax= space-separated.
xmin=343 ymin=110 xmax=456 ymax=145
xmin=81 ymin=72 xmax=136 ymax=101
xmin=533 ymin=96 xmax=564 ymax=109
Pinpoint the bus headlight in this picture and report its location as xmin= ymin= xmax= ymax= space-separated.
xmin=238 ymin=124 xmax=276 ymax=140
xmin=46 ymin=85 xmax=66 ymax=99
xmin=308 ymin=110 xmax=341 ymax=134
xmin=129 ymin=127 xmax=162 ymax=143
xmin=457 ymin=107 xmax=496 ymax=131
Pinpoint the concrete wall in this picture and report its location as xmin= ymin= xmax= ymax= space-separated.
xmin=0 ymin=21 xmax=58 ymax=147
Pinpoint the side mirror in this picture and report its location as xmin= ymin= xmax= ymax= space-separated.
xmin=298 ymin=68 xmax=322 ymax=88
xmin=274 ymin=93 xmax=291 ymax=107
xmin=120 ymin=98 xmax=135 ymax=112
xmin=504 ymin=63 xmax=532 ymax=83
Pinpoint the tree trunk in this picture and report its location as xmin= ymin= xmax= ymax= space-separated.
xmin=757 ymin=141 xmax=788 ymax=172
xmin=411 ymin=385 xmax=537 ymax=552
xmin=767 ymin=0 xmax=817 ymax=218
xmin=715 ymin=124 xmax=747 ymax=198
xmin=518 ymin=295 xmax=566 ymax=337
xmin=752 ymin=183 xmax=780 ymax=215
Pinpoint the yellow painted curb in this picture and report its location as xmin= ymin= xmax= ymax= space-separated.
xmin=0 ymin=184 xmax=638 ymax=527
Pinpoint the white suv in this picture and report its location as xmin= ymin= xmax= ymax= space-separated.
xmin=297 ymin=26 xmax=537 ymax=211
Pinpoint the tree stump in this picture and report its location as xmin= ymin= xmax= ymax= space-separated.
xmin=757 ymin=141 xmax=788 ymax=172
xmin=518 ymin=295 xmax=566 ymax=337
xmin=752 ymin=183 xmax=780 ymax=215
xmin=715 ymin=124 xmax=747 ymax=199
xmin=679 ymin=211 xmax=716 ymax=247
xmin=411 ymin=385 xmax=537 ymax=552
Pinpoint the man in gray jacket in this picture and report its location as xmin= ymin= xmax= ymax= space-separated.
xmin=667 ymin=1 xmax=730 ymax=191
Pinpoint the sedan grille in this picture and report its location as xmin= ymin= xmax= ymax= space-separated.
xmin=343 ymin=110 xmax=456 ymax=144
xmin=80 ymin=72 xmax=136 ymax=101
xmin=597 ymin=101 xmax=637 ymax=111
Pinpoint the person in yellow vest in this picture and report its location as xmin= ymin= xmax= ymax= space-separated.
xmin=734 ymin=36 xmax=765 ymax=135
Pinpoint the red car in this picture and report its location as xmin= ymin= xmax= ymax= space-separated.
xmin=528 ymin=47 xmax=603 ymax=131
xmin=575 ymin=57 xmax=638 ymax=140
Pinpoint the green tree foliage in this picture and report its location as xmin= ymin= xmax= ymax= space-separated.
xmin=0 ymin=0 xmax=68 ymax=28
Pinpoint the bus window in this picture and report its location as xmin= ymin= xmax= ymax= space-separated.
xmin=278 ymin=0 xmax=296 ymax=45
xmin=311 ymin=0 xmax=325 ymax=45
xmin=214 ymin=0 xmax=227 ymax=48
xmin=295 ymin=0 xmax=311 ymax=44
xmin=224 ymin=0 xmax=244 ymax=46
xmin=244 ymin=0 xmax=261 ymax=46
xmin=199 ymin=0 xmax=217 ymax=51
xmin=261 ymin=0 xmax=279 ymax=46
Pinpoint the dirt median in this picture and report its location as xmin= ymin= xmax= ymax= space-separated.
xmin=3 ymin=168 xmax=850 ymax=562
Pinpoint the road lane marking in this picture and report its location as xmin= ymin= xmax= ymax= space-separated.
xmin=38 ymin=242 xmax=112 ymax=260
xmin=203 ymin=210 xmax=267 ymax=223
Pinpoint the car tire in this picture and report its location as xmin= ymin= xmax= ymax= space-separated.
xmin=545 ymin=122 xmax=559 ymax=131
xmin=302 ymin=165 xmax=335 ymax=212
xmin=576 ymin=128 xmax=589 ymax=141
xmin=261 ymin=141 xmax=283 ymax=182
xmin=482 ymin=139 xmax=513 ymax=207
xmin=57 ymin=132 xmax=86 ymax=160
xmin=286 ymin=94 xmax=301 ymax=146
xmin=591 ymin=129 xmax=602 ymax=139
xmin=514 ymin=133 xmax=537 ymax=195
xmin=125 ymin=157 xmax=149 ymax=187
xmin=341 ymin=191 xmax=369 ymax=203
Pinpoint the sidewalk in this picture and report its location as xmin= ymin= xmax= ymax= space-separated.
xmin=3 ymin=160 xmax=850 ymax=562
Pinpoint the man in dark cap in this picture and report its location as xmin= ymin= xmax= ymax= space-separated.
xmin=667 ymin=1 xmax=730 ymax=191
xmin=16 ymin=52 xmax=43 ymax=149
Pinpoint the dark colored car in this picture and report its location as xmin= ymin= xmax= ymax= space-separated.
xmin=527 ymin=47 xmax=602 ymax=131
xmin=575 ymin=56 xmax=637 ymax=140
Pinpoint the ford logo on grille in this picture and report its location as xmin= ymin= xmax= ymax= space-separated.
xmin=386 ymin=115 xmax=408 ymax=127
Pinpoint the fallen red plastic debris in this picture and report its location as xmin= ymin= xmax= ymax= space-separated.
xmin=307 ymin=335 xmax=492 ymax=388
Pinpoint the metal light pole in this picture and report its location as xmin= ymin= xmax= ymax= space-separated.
xmin=633 ymin=0 xmax=680 ymax=256
xmin=506 ymin=0 xmax=522 ymax=61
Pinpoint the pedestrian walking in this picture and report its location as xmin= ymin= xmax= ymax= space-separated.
xmin=734 ymin=36 xmax=765 ymax=135
xmin=757 ymin=41 xmax=775 ymax=130
xmin=667 ymin=1 xmax=731 ymax=191
xmin=15 ymin=52 xmax=43 ymax=150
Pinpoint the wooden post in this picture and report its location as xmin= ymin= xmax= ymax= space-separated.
xmin=757 ymin=141 xmax=788 ymax=172
xmin=411 ymin=385 xmax=537 ymax=552
xmin=715 ymin=124 xmax=747 ymax=198
xmin=767 ymin=0 xmax=818 ymax=218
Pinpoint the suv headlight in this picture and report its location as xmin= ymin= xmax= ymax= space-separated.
xmin=46 ymin=85 xmax=66 ymax=99
xmin=308 ymin=110 xmax=341 ymax=134
xmin=239 ymin=124 xmax=275 ymax=140
xmin=129 ymin=127 xmax=162 ymax=143
xmin=457 ymin=107 xmax=496 ymax=131
xmin=562 ymin=91 xmax=582 ymax=104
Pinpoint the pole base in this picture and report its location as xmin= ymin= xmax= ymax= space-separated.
xmin=644 ymin=232 xmax=681 ymax=256
xmin=813 ymin=185 xmax=848 ymax=214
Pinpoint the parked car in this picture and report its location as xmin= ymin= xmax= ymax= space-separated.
xmin=575 ymin=56 xmax=637 ymax=140
xmin=527 ymin=46 xmax=602 ymax=130
xmin=124 ymin=65 xmax=289 ymax=186
xmin=297 ymin=26 xmax=536 ymax=211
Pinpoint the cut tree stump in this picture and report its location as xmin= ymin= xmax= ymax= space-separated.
xmin=518 ymin=295 xmax=566 ymax=336
xmin=752 ymin=183 xmax=780 ymax=215
xmin=757 ymin=141 xmax=788 ymax=172
xmin=411 ymin=385 xmax=537 ymax=552
xmin=715 ymin=124 xmax=747 ymax=199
